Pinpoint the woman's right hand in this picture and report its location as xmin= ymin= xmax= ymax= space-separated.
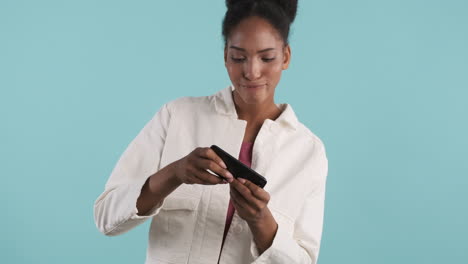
xmin=173 ymin=147 xmax=234 ymax=185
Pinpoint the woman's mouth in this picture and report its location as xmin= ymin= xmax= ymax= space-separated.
xmin=243 ymin=84 xmax=266 ymax=89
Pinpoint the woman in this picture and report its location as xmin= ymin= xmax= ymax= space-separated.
xmin=94 ymin=1 xmax=328 ymax=263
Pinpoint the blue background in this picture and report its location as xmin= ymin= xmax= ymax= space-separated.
xmin=1 ymin=0 xmax=467 ymax=263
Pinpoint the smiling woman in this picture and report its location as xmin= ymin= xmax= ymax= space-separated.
xmin=93 ymin=1 xmax=329 ymax=264
xmin=225 ymin=16 xmax=290 ymax=111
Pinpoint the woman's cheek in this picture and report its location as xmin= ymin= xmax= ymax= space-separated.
xmin=272 ymin=61 xmax=284 ymax=72
xmin=227 ymin=64 xmax=241 ymax=78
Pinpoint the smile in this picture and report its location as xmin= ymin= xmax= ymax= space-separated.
xmin=243 ymin=84 xmax=266 ymax=89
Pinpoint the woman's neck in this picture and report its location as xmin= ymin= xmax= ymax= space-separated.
xmin=232 ymin=91 xmax=282 ymax=124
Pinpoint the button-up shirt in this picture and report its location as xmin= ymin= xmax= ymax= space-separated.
xmin=93 ymin=85 xmax=329 ymax=264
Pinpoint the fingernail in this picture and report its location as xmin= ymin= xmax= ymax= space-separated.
xmin=226 ymin=172 xmax=234 ymax=179
xmin=220 ymin=161 xmax=227 ymax=169
xmin=239 ymin=178 xmax=246 ymax=184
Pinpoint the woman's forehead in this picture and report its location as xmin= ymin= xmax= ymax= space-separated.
xmin=227 ymin=17 xmax=283 ymax=52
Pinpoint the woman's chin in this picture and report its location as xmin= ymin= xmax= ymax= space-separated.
xmin=241 ymin=89 xmax=267 ymax=100
xmin=246 ymin=93 xmax=266 ymax=102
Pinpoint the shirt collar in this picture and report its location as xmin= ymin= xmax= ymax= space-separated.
xmin=212 ymin=85 xmax=299 ymax=131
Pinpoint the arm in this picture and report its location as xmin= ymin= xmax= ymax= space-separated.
xmin=136 ymin=162 xmax=181 ymax=216
xmin=93 ymin=103 xmax=174 ymax=236
xmin=248 ymin=206 xmax=278 ymax=254
xmin=250 ymin=145 xmax=329 ymax=264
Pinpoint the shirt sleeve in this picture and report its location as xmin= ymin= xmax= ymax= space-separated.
xmin=250 ymin=144 xmax=329 ymax=264
xmin=93 ymin=103 xmax=171 ymax=236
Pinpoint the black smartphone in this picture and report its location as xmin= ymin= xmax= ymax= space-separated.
xmin=210 ymin=144 xmax=267 ymax=188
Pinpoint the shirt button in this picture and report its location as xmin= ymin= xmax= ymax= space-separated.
xmin=233 ymin=225 xmax=243 ymax=234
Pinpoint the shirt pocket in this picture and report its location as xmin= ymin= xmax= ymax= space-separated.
xmin=147 ymin=186 xmax=201 ymax=263
xmin=161 ymin=195 xmax=199 ymax=211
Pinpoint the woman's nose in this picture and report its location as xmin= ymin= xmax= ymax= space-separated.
xmin=243 ymin=59 xmax=261 ymax=80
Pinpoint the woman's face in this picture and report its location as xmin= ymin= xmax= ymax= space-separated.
xmin=224 ymin=16 xmax=291 ymax=105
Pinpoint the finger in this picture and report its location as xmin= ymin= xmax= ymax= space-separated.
xmin=231 ymin=178 xmax=250 ymax=195
xmin=181 ymin=165 xmax=203 ymax=185
xmin=185 ymin=165 xmax=222 ymax=185
xmin=205 ymin=168 xmax=228 ymax=181
xmin=196 ymin=157 xmax=234 ymax=182
xmin=241 ymin=179 xmax=270 ymax=202
xmin=194 ymin=167 xmax=227 ymax=185
xmin=186 ymin=174 xmax=205 ymax=185
xmin=197 ymin=147 xmax=228 ymax=170
xmin=230 ymin=180 xmax=263 ymax=211
xmin=230 ymin=186 xmax=251 ymax=211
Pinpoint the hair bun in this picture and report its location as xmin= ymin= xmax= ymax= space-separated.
xmin=226 ymin=0 xmax=298 ymax=23
xmin=225 ymin=0 xmax=248 ymax=9
xmin=272 ymin=0 xmax=298 ymax=23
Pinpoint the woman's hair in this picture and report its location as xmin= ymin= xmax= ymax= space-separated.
xmin=222 ymin=0 xmax=298 ymax=46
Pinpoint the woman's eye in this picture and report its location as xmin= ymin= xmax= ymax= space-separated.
xmin=231 ymin=57 xmax=246 ymax=63
xmin=230 ymin=57 xmax=275 ymax=63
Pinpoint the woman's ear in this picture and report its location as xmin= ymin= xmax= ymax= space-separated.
xmin=282 ymin=44 xmax=291 ymax=70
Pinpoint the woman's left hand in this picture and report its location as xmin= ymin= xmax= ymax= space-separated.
xmin=230 ymin=178 xmax=278 ymax=254
xmin=229 ymin=178 xmax=271 ymax=224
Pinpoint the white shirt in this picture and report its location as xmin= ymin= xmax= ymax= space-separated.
xmin=93 ymin=85 xmax=329 ymax=264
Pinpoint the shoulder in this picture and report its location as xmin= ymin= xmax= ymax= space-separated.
xmin=292 ymin=122 xmax=329 ymax=187
xmin=294 ymin=121 xmax=327 ymax=155
xmin=163 ymin=94 xmax=212 ymax=113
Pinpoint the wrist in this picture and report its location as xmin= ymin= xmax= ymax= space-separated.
xmin=148 ymin=162 xmax=182 ymax=193
xmin=167 ymin=161 xmax=183 ymax=186
xmin=248 ymin=207 xmax=277 ymax=230
xmin=248 ymin=208 xmax=278 ymax=254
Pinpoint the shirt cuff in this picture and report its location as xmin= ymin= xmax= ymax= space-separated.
xmin=130 ymin=199 xmax=164 ymax=220
xmin=128 ymin=182 xmax=164 ymax=220
xmin=249 ymin=218 xmax=290 ymax=263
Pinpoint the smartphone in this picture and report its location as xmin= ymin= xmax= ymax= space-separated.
xmin=210 ymin=144 xmax=267 ymax=188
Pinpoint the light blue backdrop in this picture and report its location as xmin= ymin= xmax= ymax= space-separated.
xmin=1 ymin=1 xmax=467 ymax=263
